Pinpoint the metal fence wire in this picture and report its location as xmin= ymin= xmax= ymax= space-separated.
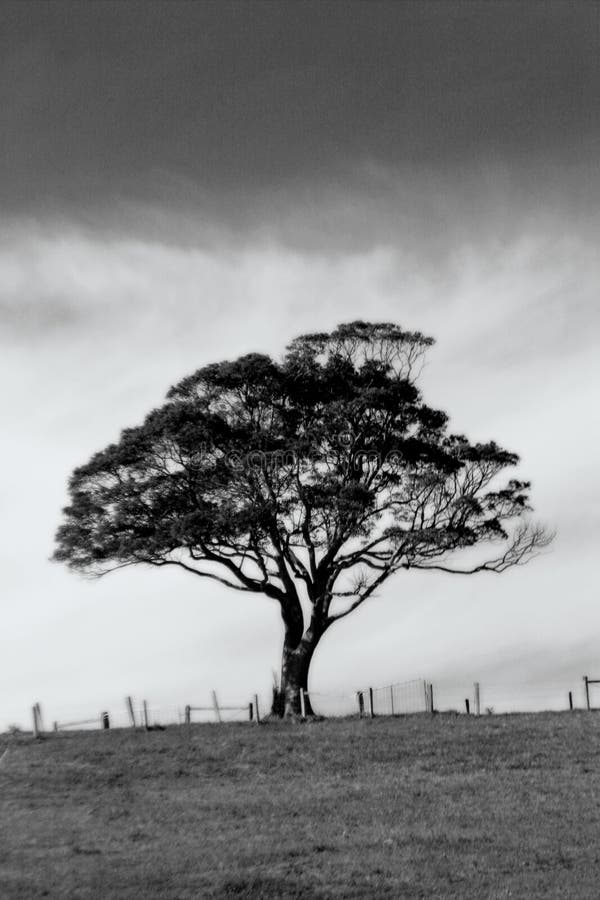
xmin=26 ymin=674 xmax=597 ymax=735
xmin=355 ymin=678 xmax=429 ymax=717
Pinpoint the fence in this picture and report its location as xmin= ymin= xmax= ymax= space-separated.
xmin=428 ymin=679 xmax=590 ymax=715
xmin=354 ymin=678 xmax=430 ymax=718
xmin=21 ymin=674 xmax=600 ymax=735
xmin=306 ymin=674 xmax=596 ymax=719
xmin=53 ymin=712 xmax=110 ymax=732
xmin=29 ymin=691 xmax=260 ymax=735
xmin=184 ymin=691 xmax=258 ymax=724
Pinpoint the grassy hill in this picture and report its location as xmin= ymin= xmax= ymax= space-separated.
xmin=0 ymin=712 xmax=598 ymax=898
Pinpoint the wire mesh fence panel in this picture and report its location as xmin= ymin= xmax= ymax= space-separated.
xmin=370 ymin=679 xmax=429 ymax=716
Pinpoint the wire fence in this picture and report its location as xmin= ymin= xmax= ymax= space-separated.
xmin=367 ymin=678 xmax=429 ymax=716
xmin=431 ymin=680 xmax=588 ymax=715
xmin=305 ymin=678 xmax=429 ymax=718
xmin=20 ymin=673 xmax=600 ymax=736
xmin=307 ymin=676 xmax=593 ymax=719
xmin=35 ymin=693 xmax=258 ymax=735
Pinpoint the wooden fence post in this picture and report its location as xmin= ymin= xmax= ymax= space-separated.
xmin=465 ymin=698 xmax=470 ymax=715
xmin=143 ymin=700 xmax=149 ymax=730
xmin=126 ymin=696 xmax=136 ymax=727
xmin=568 ymin=692 xmax=573 ymax=711
xmin=584 ymin=676 xmax=591 ymax=711
xmin=428 ymin=683 xmax=435 ymax=714
xmin=357 ymin=691 xmax=364 ymax=717
xmin=253 ymin=694 xmax=260 ymax=724
xmin=35 ymin=703 xmax=44 ymax=733
xmin=423 ymin=680 xmax=429 ymax=711
xmin=101 ymin=712 xmax=110 ymax=729
xmin=32 ymin=705 xmax=39 ymax=738
xmin=185 ymin=704 xmax=191 ymax=725
xmin=53 ymin=721 xmax=58 ymax=732
xmin=368 ymin=687 xmax=375 ymax=718
xmin=248 ymin=702 xmax=253 ymax=721
xmin=390 ymin=685 xmax=395 ymax=716
xmin=299 ymin=688 xmax=306 ymax=719
xmin=212 ymin=691 xmax=222 ymax=723
xmin=474 ymin=682 xmax=481 ymax=717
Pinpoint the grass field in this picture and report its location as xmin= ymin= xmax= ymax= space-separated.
xmin=1 ymin=712 xmax=598 ymax=898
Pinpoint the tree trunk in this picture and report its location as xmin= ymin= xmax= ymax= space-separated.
xmin=277 ymin=625 xmax=322 ymax=718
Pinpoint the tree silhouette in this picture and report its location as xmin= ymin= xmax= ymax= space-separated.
xmin=54 ymin=322 xmax=552 ymax=716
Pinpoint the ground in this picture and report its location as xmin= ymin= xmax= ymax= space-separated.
xmin=0 ymin=712 xmax=598 ymax=898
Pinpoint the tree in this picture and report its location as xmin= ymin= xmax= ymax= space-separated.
xmin=54 ymin=322 xmax=552 ymax=716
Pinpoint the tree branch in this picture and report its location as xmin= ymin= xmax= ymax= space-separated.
xmin=409 ymin=522 xmax=554 ymax=575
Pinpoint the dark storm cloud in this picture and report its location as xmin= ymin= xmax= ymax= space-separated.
xmin=1 ymin=0 xmax=598 ymax=216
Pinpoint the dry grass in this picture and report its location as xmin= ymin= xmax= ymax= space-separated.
xmin=0 ymin=712 xmax=598 ymax=898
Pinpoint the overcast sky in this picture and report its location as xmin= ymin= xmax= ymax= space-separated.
xmin=2 ymin=1 xmax=599 ymax=727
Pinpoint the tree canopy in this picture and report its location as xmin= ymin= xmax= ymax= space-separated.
xmin=54 ymin=321 xmax=552 ymax=715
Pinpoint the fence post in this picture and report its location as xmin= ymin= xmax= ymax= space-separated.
xmin=143 ymin=700 xmax=149 ymax=730
xmin=101 ymin=711 xmax=110 ymax=730
xmin=357 ymin=691 xmax=364 ymax=717
xmin=299 ymin=688 xmax=306 ymax=719
xmin=474 ymin=682 xmax=481 ymax=717
xmin=53 ymin=721 xmax=58 ymax=732
xmin=390 ymin=685 xmax=395 ymax=716
xmin=185 ymin=704 xmax=191 ymax=725
xmin=423 ymin=680 xmax=429 ymax=711
xmin=568 ymin=692 xmax=573 ymax=711
xmin=584 ymin=676 xmax=591 ymax=711
xmin=32 ymin=705 xmax=39 ymax=738
xmin=465 ymin=698 xmax=470 ymax=715
xmin=212 ymin=691 xmax=222 ymax=723
xmin=35 ymin=703 xmax=44 ymax=733
xmin=368 ymin=687 xmax=375 ymax=718
xmin=428 ymin=683 xmax=435 ymax=714
xmin=126 ymin=696 xmax=136 ymax=727
xmin=253 ymin=694 xmax=260 ymax=724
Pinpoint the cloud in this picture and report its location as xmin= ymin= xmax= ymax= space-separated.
xmin=1 ymin=209 xmax=597 ymax=727
xmin=1 ymin=1 xmax=597 ymax=217
xmin=1 ymin=0 xmax=598 ymax=725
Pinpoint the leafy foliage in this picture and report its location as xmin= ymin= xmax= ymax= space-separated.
xmin=54 ymin=321 xmax=552 ymax=708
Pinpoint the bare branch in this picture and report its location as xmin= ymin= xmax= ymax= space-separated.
xmin=409 ymin=521 xmax=554 ymax=575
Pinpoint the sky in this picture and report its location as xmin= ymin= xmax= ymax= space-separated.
xmin=1 ymin=1 xmax=599 ymax=727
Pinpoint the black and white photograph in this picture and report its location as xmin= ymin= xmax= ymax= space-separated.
xmin=1 ymin=1 xmax=599 ymax=896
